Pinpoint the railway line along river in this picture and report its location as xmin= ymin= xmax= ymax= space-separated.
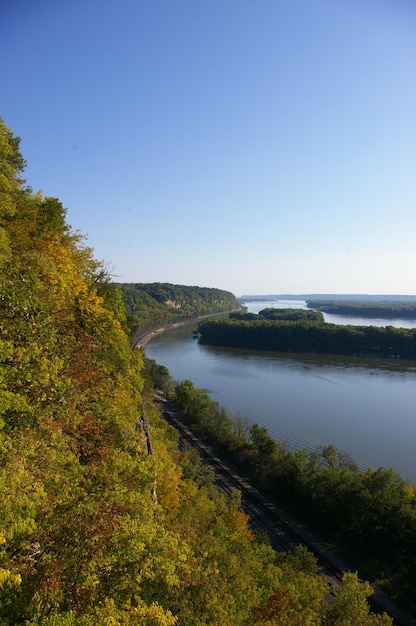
xmin=144 ymin=300 xmax=416 ymax=483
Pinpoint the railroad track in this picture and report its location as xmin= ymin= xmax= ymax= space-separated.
xmin=156 ymin=395 xmax=416 ymax=626
xmin=161 ymin=400 xmax=344 ymax=576
xmin=131 ymin=312 xmax=234 ymax=349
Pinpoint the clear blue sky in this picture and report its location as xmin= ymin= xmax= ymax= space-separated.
xmin=2 ymin=0 xmax=416 ymax=296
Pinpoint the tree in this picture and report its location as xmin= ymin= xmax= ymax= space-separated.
xmin=323 ymin=573 xmax=392 ymax=625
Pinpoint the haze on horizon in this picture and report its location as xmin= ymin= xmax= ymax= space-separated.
xmin=2 ymin=1 xmax=415 ymax=297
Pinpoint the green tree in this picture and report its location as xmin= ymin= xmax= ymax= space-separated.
xmin=323 ymin=573 xmax=392 ymax=625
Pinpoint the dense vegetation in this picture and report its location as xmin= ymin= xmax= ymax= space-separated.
xmin=307 ymin=300 xmax=416 ymax=319
xmin=231 ymin=308 xmax=324 ymax=322
xmin=0 ymin=118 xmax=396 ymax=624
xmin=118 ymin=282 xmax=239 ymax=333
xmin=198 ymin=317 xmax=416 ymax=359
xmin=165 ymin=375 xmax=416 ymax=616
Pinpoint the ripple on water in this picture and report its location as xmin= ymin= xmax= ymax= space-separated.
xmin=145 ymin=327 xmax=416 ymax=482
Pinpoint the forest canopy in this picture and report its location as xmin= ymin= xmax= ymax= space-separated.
xmin=198 ymin=317 xmax=416 ymax=359
xmin=118 ymin=282 xmax=239 ymax=332
xmin=307 ymin=300 xmax=416 ymax=319
xmin=170 ymin=376 xmax=416 ymax=616
xmin=231 ymin=308 xmax=324 ymax=322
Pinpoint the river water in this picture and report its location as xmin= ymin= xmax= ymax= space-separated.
xmin=145 ymin=300 xmax=416 ymax=483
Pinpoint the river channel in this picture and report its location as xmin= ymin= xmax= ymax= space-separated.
xmin=145 ymin=300 xmax=416 ymax=483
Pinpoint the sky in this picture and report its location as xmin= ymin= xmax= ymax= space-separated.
xmin=1 ymin=0 xmax=416 ymax=297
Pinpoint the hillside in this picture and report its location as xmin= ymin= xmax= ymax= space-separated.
xmin=118 ymin=282 xmax=239 ymax=333
xmin=0 ymin=118 xmax=393 ymax=625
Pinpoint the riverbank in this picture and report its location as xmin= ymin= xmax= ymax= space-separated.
xmin=156 ymin=391 xmax=415 ymax=626
xmin=131 ymin=310 xmax=234 ymax=349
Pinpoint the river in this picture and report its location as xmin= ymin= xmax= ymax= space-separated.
xmin=145 ymin=300 xmax=416 ymax=483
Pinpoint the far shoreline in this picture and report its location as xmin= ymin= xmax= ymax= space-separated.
xmin=131 ymin=310 xmax=235 ymax=349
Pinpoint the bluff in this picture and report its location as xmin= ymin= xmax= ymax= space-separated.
xmin=118 ymin=282 xmax=239 ymax=333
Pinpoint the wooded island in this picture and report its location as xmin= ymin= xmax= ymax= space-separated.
xmin=198 ymin=309 xmax=416 ymax=359
xmin=307 ymin=300 xmax=416 ymax=319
